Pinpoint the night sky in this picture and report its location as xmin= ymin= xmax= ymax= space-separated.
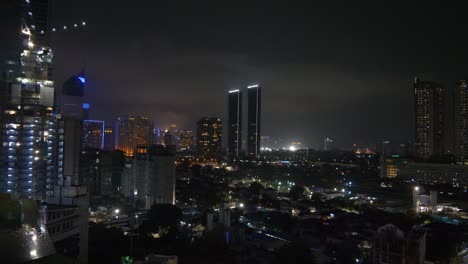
xmin=50 ymin=1 xmax=468 ymax=150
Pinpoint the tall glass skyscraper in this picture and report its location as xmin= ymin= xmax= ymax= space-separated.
xmin=0 ymin=0 xmax=55 ymax=199
xmin=247 ymin=85 xmax=261 ymax=159
xmin=414 ymin=77 xmax=444 ymax=161
xmin=228 ymin=89 xmax=242 ymax=157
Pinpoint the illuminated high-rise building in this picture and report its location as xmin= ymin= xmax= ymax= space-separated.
xmin=133 ymin=145 xmax=176 ymax=208
xmin=104 ymin=126 xmax=115 ymax=150
xmin=82 ymin=120 xmax=104 ymax=149
xmin=0 ymin=0 xmax=49 ymax=80
xmin=115 ymin=115 xmax=154 ymax=156
xmin=455 ymin=80 xmax=468 ymax=162
xmin=247 ymin=84 xmax=261 ymax=158
xmin=179 ymin=130 xmax=194 ymax=150
xmin=228 ymin=89 xmax=242 ymax=157
xmin=0 ymin=0 xmax=55 ymax=199
xmin=45 ymin=70 xmax=90 ymax=262
xmin=196 ymin=117 xmax=222 ymax=162
xmin=0 ymin=1 xmax=89 ymax=261
xmin=323 ymin=138 xmax=333 ymax=151
xmin=414 ymin=77 xmax=444 ymax=161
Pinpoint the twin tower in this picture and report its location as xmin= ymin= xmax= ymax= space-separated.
xmin=228 ymin=85 xmax=261 ymax=159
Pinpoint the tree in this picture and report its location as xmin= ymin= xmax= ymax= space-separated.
xmin=311 ymin=193 xmax=322 ymax=205
xmin=289 ymin=185 xmax=305 ymax=200
xmin=249 ymin=182 xmax=264 ymax=197
xmin=335 ymin=240 xmax=360 ymax=264
xmin=89 ymin=223 xmax=129 ymax=264
xmin=148 ymin=204 xmax=182 ymax=227
xmin=265 ymin=212 xmax=296 ymax=232
xmin=426 ymin=223 xmax=467 ymax=263
xmin=274 ymin=240 xmax=316 ymax=264
xmin=140 ymin=204 xmax=182 ymax=236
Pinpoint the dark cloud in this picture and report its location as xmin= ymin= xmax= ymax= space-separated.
xmin=50 ymin=0 xmax=468 ymax=149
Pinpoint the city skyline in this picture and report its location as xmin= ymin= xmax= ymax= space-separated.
xmin=1 ymin=2 xmax=468 ymax=264
xmin=49 ymin=1 xmax=468 ymax=149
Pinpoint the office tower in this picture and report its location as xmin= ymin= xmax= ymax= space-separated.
xmin=81 ymin=149 xmax=125 ymax=196
xmin=58 ymin=69 xmax=87 ymax=118
xmin=43 ymin=71 xmax=89 ymax=262
xmin=323 ymin=138 xmax=333 ymax=151
xmin=0 ymin=1 xmax=89 ymax=260
xmin=80 ymin=149 xmax=102 ymax=196
xmin=155 ymin=128 xmax=164 ymax=144
xmin=0 ymin=0 xmax=49 ymax=80
xmin=196 ymin=117 xmax=222 ymax=162
xmin=115 ymin=115 xmax=154 ymax=156
xmin=0 ymin=0 xmax=55 ymax=199
xmin=247 ymin=84 xmax=261 ymax=158
xmin=414 ymin=77 xmax=444 ymax=161
xmin=82 ymin=120 xmax=104 ymax=149
xmin=179 ymin=130 xmax=194 ymax=150
xmin=455 ymin=80 xmax=468 ymax=162
xmin=104 ymin=126 xmax=115 ymax=150
xmin=228 ymin=89 xmax=242 ymax=157
xmin=134 ymin=145 xmax=176 ymax=208
xmin=163 ymin=131 xmax=176 ymax=146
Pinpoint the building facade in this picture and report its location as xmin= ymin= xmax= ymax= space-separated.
xmin=323 ymin=138 xmax=333 ymax=151
xmin=228 ymin=89 xmax=242 ymax=157
xmin=115 ymin=115 xmax=154 ymax=156
xmin=414 ymin=77 xmax=444 ymax=161
xmin=373 ymin=224 xmax=426 ymax=264
xmin=247 ymin=85 xmax=261 ymax=158
xmin=0 ymin=0 xmax=55 ymax=199
xmin=455 ymin=80 xmax=468 ymax=162
xmin=104 ymin=126 xmax=114 ymax=150
xmin=133 ymin=145 xmax=176 ymax=208
xmin=81 ymin=149 xmax=125 ymax=196
xmin=380 ymin=157 xmax=468 ymax=188
xmin=82 ymin=120 xmax=104 ymax=149
xmin=179 ymin=130 xmax=194 ymax=150
xmin=196 ymin=117 xmax=222 ymax=162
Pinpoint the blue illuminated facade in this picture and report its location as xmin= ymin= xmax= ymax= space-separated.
xmin=0 ymin=0 xmax=56 ymax=198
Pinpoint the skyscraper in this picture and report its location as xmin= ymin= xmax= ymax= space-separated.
xmin=323 ymin=138 xmax=333 ymax=151
xmin=228 ymin=89 xmax=242 ymax=157
xmin=455 ymin=80 xmax=468 ymax=162
xmin=54 ymin=70 xmax=88 ymax=188
xmin=196 ymin=117 xmax=222 ymax=162
xmin=82 ymin=120 xmax=104 ymax=149
xmin=134 ymin=145 xmax=176 ymax=208
xmin=247 ymin=84 xmax=261 ymax=158
xmin=0 ymin=0 xmax=49 ymax=80
xmin=179 ymin=130 xmax=194 ymax=150
xmin=115 ymin=116 xmax=154 ymax=156
xmin=0 ymin=0 xmax=55 ymax=198
xmin=163 ymin=131 xmax=176 ymax=146
xmin=414 ymin=77 xmax=444 ymax=161
xmin=45 ymin=70 xmax=90 ymax=262
xmin=104 ymin=126 xmax=115 ymax=150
